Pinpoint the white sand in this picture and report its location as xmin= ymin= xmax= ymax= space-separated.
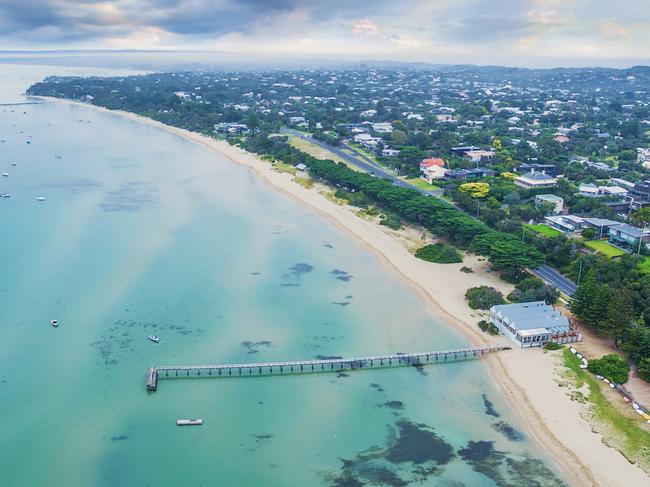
xmin=52 ymin=99 xmax=649 ymax=486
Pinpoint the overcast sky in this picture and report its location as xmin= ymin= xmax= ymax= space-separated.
xmin=1 ymin=0 xmax=648 ymax=67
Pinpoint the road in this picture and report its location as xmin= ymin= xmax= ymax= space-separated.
xmin=282 ymin=128 xmax=442 ymax=196
xmin=283 ymin=129 xmax=578 ymax=298
xmin=531 ymin=264 xmax=577 ymax=297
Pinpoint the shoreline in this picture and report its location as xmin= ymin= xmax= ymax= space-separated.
xmin=47 ymin=97 xmax=648 ymax=486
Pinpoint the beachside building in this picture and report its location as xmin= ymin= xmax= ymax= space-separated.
xmin=489 ymin=301 xmax=580 ymax=348
xmin=544 ymin=215 xmax=585 ymax=234
xmin=514 ymin=170 xmax=557 ymax=189
xmin=608 ymin=223 xmax=650 ymax=253
xmin=578 ymin=183 xmax=599 ymax=198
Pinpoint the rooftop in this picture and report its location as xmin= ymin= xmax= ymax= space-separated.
xmin=490 ymin=301 xmax=569 ymax=331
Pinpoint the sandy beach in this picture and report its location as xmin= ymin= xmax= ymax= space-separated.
xmin=52 ymin=98 xmax=649 ymax=486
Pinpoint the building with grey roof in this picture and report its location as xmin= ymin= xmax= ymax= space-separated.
xmin=489 ymin=301 xmax=580 ymax=348
xmin=608 ymin=223 xmax=650 ymax=252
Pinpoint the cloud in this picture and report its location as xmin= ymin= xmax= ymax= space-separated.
xmin=348 ymin=19 xmax=380 ymax=36
xmin=0 ymin=0 xmax=647 ymax=67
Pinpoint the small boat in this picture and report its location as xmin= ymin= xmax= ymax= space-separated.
xmin=37 ymin=197 xmax=45 ymax=201
xmin=176 ymin=418 xmax=203 ymax=426
xmin=0 ymin=193 xmax=10 ymax=198
xmin=2 ymin=173 xmax=8 ymax=177
xmin=11 ymin=162 xmax=16 ymax=166
xmin=26 ymin=141 xmax=31 ymax=144
xmin=54 ymin=155 xmax=62 ymax=160
xmin=148 ymin=335 xmax=160 ymax=343
xmin=51 ymin=319 xmax=59 ymax=327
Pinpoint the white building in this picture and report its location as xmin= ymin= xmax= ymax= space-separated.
xmin=489 ymin=302 xmax=580 ymax=348
xmin=514 ymin=170 xmax=557 ymax=189
xmin=372 ymin=122 xmax=393 ymax=133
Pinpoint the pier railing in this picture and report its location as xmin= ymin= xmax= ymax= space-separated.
xmin=146 ymin=344 xmax=509 ymax=391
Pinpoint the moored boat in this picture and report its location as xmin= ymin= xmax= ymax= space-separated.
xmin=148 ymin=335 xmax=160 ymax=343
xmin=51 ymin=319 xmax=59 ymax=327
xmin=176 ymin=418 xmax=203 ymax=426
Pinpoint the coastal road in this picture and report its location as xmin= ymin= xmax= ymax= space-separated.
xmin=282 ymin=128 xmax=442 ymax=197
xmin=284 ymin=129 xmax=579 ymax=299
xmin=531 ymin=264 xmax=578 ymax=297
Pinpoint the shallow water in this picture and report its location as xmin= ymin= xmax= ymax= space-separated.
xmin=0 ymin=64 xmax=566 ymax=486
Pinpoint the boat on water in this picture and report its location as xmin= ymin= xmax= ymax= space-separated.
xmin=37 ymin=197 xmax=45 ymax=201
xmin=2 ymin=173 xmax=8 ymax=177
xmin=50 ymin=319 xmax=59 ymax=327
xmin=176 ymin=419 xmax=203 ymax=426
xmin=148 ymin=335 xmax=160 ymax=343
xmin=11 ymin=162 xmax=16 ymax=166
xmin=0 ymin=193 xmax=10 ymax=198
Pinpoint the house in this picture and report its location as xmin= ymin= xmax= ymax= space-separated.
xmin=514 ymin=170 xmax=557 ymax=189
xmin=444 ymin=167 xmax=495 ymax=180
xmin=382 ymin=148 xmax=400 ymax=157
xmin=578 ymin=183 xmax=599 ymax=198
xmin=294 ymin=163 xmax=307 ymax=172
xmin=420 ymin=158 xmax=446 ymax=182
xmin=465 ymin=149 xmax=497 ymax=164
xmin=515 ymin=163 xmax=557 ymax=176
xmin=489 ymin=301 xmax=579 ymax=348
xmin=534 ymin=194 xmax=564 ymax=214
xmin=214 ymin=123 xmax=250 ymax=135
xmin=544 ymin=215 xmax=584 ymax=234
xmin=372 ymin=122 xmax=393 ymax=133
xmin=451 ymin=145 xmax=481 ymax=156
xmin=608 ymin=223 xmax=650 ymax=252
xmin=581 ymin=218 xmax=621 ymax=238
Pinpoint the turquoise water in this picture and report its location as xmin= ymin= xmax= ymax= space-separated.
xmin=0 ymin=65 xmax=565 ymax=486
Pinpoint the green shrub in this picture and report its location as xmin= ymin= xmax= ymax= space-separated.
xmin=379 ymin=214 xmax=402 ymax=230
xmin=478 ymin=320 xmax=499 ymax=335
xmin=588 ymin=353 xmax=630 ymax=384
xmin=581 ymin=227 xmax=597 ymax=239
xmin=507 ymin=276 xmax=560 ymax=305
xmin=543 ymin=342 xmax=562 ymax=351
xmin=415 ymin=243 xmax=463 ymax=264
xmin=465 ymin=286 xmax=505 ymax=310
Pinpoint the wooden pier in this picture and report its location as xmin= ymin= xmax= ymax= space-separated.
xmin=146 ymin=344 xmax=508 ymax=391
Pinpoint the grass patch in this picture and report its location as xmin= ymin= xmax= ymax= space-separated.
xmin=562 ymin=349 xmax=650 ymax=472
xmin=404 ymin=177 xmax=441 ymax=191
xmin=543 ymin=342 xmax=563 ymax=351
xmin=272 ymin=161 xmax=297 ymax=175
xmin=583 ymin=240 xmax=626 ymax=258
xmin=524 ymin=224 xmax=562 ymax=238
xmin=288 ymin=135 xmax=362 ymax=171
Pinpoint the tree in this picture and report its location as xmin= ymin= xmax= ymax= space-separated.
xmin=630 ymin=207 xmax=650 ymax=228
xmin=465 ymin=286 xmax=505 ymax=310
xmin=587 ymin=353 xmax=630 ymax=384
xmin=581 ymin=227 xmax=597 ymax=240
xmin=472 ymin=232 xmax=544 ymax=276
xmin=604 ymin=288 xmax=636 ymax=343
xmin=570 ymin=270 xmax=598 ymax=321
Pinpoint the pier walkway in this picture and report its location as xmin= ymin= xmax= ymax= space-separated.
xmin=146 ymin=344 xmax=508 ymax=391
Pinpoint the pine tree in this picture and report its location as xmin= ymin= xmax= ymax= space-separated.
xmin=605 ymin=288 xmax=636 ymax=343
xmin=569 ymin=270 xmax=598 ymax=320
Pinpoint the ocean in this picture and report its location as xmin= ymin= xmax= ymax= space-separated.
xmin=0 ymin=64 xmax=566 ymax=486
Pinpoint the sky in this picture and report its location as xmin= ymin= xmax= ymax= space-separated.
xmin=0 ymin=0 xmax=648 ymax=68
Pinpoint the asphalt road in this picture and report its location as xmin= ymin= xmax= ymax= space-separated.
xmin=282 ymin=128 xmax=442 ymax=196
xmin=531 ymin=264 xmax=578 ymax=297
xmin=283 ymin=129 xmax=578 ymax=298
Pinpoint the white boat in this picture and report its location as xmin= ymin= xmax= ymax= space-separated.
xmin=37 ymin=197 xmax=45 ymax=201
xmin=148 ymin=335 xmax=160 ymax=343
xmin=2 ymin=173 xmax=8 ymax=177
xmin=0 ymin=193 xmax=10 ymax=198
xmin=176 ymin=418 xmax=203 ymax=426
xmin=50 ymin=319 xmax=59 ymax=328
xmin=11 ymin=162 xmax=16 ymax=166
